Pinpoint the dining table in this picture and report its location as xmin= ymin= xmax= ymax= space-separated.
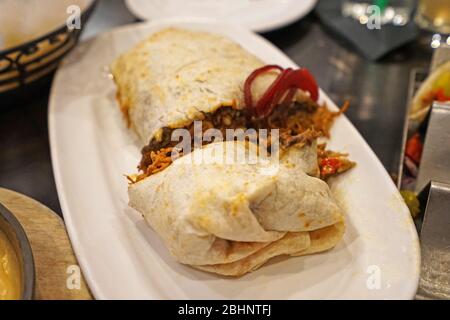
xmin=0 ymin=0 xmax=435 ymax=217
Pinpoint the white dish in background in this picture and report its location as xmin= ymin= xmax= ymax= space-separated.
xmin=0 ymin=0 xmax=92 ymax=51
xmin=125 ymin=0 xmax=317 ymax=33
xmin=49 ymin=18 xmax=420 ymax=300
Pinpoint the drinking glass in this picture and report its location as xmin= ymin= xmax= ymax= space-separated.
xmin=415 ymin=0 xmax=450 ymax=34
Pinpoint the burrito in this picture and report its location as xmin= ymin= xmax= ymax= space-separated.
xmin=112 ymin=28 xmax=354 ymax=276
xmin=111 ymin=27 xmax=263 ymax=143
xmin=112 ymin=28 xmax=353 ymax=182
xmin=129 ymin=141 xmax=345 ymax=276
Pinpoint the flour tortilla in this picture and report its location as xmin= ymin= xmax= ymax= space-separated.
xmin=128 ymin=141 xmax=344 ymax=272
xmin=197 ymin=222 xmax=345 ymax=277
xmin=292 ymin=221 xmax=345 ymax=256
xmin=111 ymin=28 xmax=261 ymax=143
xmin=111 ymin=27 xmax=309 ymax=145
xmin=410 ymin=61 xmax=450 ymax=123
xmin=194 ymin=231 xmax=311 ymax=276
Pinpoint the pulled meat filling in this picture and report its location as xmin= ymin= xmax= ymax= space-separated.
xmin=131 ymin=98 xmax=353 ymax=182
xmin=139 ymin=107 xmax=247 ymax=172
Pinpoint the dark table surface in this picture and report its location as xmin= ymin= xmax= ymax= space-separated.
xmin=0 ymin=0 xmax=435 ymax=216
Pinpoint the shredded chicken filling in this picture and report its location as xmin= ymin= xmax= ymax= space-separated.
xmin=131 ymin=98 xmax=354 ymax=182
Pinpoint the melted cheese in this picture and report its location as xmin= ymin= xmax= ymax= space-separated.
xmin=0 ymin=230 xmax=21 ymax=300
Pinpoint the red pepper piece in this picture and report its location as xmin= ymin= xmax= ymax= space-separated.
xmin=405 ymin=133 xmax=423 ymax=165
xmin=320 ymin=157 xmax=342 ymax=177
xmin=434 ymin=88 xmax=450 ymax=102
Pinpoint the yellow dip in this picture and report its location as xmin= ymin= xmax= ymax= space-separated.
xmin=0 ymin=230 xmax=21 ymax=300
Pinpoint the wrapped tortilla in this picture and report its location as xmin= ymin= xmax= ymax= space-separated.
xmin=111 ymin=27 xmax=292 ymax=145
xmin=112 ymin=28 xmax=259 ymax=143
xmin=410 ymin=60 xmax=450 ymax=123
xmin=129 ymin=141 xmax=344 ymax=276
xmin=115 ymin=28 xmax=349 ymax=276
xmin=112 ymin=28 xmax=346 ymax=177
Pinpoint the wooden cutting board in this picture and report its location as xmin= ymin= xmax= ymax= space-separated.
xmin=0 ymin=188 xmax=92 ymax=300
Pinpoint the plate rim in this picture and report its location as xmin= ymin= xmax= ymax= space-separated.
xmin=49 ymin=18 xmax=421 ymax=300
xmin=124 ymin=0 xmax=318 ymax=33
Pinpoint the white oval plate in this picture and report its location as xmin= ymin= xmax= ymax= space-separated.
xmin=49 ymin=18 xmax=420 ymax=300
xmin=125 ymin=0 xmax=317 ymax=33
